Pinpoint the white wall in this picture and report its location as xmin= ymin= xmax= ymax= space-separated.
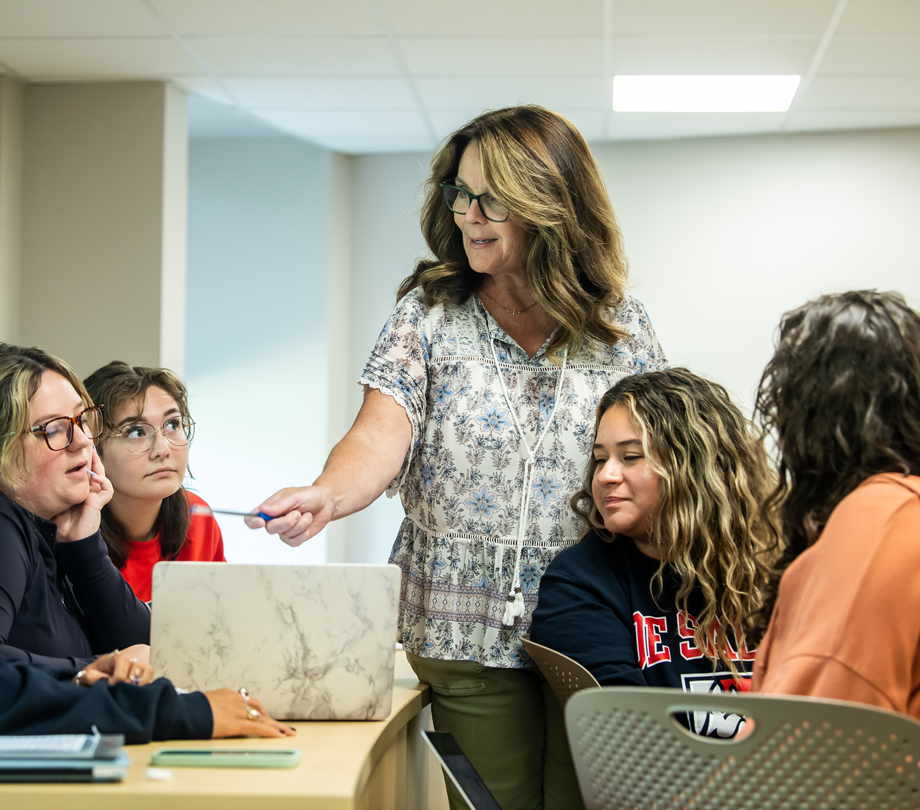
xmin=185 ymin=137 xmax=333 ymax=565
xmin=595 ymin=126 xmax=920 ymax=411
xmin=342 ymin=126 xmax=920 ymax=563
xmin=336 ymin=152 xmax=430 ymax=565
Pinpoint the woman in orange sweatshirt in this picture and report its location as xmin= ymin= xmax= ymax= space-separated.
xmin=751 ymin=290 xmax=920 ymax=719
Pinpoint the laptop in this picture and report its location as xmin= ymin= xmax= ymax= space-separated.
xmin=150 ymin=563 xmax=401 ymax=721
xmin=422 ymin=731 xmax=502 ymax=810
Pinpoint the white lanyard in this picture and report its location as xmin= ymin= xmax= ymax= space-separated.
xmin=483 ymin=306 xmax=567 ymax=626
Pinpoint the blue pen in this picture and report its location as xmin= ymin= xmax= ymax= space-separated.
xmin=190 ymin=506 xmax=275 ymax=522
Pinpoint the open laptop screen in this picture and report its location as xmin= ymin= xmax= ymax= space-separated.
xmin=423 ymin=731 xmax=502 ymax=810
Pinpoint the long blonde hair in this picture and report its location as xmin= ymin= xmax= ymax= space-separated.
xmin=572 ymin=368 xmax=781 ymax=674
xmin=398 ymin=105 xmax=630 ymax=362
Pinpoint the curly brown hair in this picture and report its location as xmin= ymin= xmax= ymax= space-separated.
xmin=750 ymin=290 xmax=920 ymax=643
xmin=398 ymin=105 xmax=631 ymax=362
xmin=572 ymin=368 xmax=780 ymax=675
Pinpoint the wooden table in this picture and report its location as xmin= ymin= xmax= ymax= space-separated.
xmin=0 ymin=679 xmax=437 ymax=810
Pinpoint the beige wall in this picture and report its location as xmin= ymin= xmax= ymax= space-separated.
xmin=20 ymin=82 xmax=187 ymax=377
xmin=0 ymin=77 xmax=23 ymax=343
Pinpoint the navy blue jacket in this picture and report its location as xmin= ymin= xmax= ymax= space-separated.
xmin=0 ymin=494 xmax=150 ymax=668
xmin=531 ymin=532 xmax=753 ymax=737
xmin=0 ymin=657 xmax=212 ymax=743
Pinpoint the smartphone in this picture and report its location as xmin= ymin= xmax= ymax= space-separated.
xmin=150 ymin=748 xmax=300 ymax=768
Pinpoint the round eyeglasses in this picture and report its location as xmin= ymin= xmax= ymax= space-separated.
xmin=29 ymin=405 xmax=105 ymax=451
xmin=440 ymin=183 xmax=510 ymax=223
xmin=112 ymin=415 xmax=195 ymax=455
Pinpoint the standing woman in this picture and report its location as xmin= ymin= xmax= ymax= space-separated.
xmin=84 ymin=362 xmax=225 ymax=605
xmin=0 ymin=345 xmax=150 ymax=668
xmin=249 ymin=106 xmax=667 ymax=809
xmin=752 ymin=291 xmax=920 ymax=718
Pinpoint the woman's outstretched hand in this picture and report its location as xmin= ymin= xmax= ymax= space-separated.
xmin=244 ymin=388 xmax=413 ymax=548
xmin=206 ymin=689 xmax=297 ymax=738
xmin=244 ymin=486 xmax=335 ymax=548
xmin=52 ymin=447 xmax=114 ymax=543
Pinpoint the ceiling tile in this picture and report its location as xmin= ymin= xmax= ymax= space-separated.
xmin=253 ymin=108 xmax=431 ymax=140
xmin=608 ymin=36 xmax=817 ymax=74
xmin=401 ymin=36 xmax=602 ymax=76
xmin=606 ymin=111 xmax=787 ymax=141
xmin=318 ymin=135 xmax=435 ymax=155
xmin=428 ymin=106 xmax=605 ymax=143
xmin=803 ymin=76 xmax=920 ymax=109
xmin=188 ymin=95 xmax=285 ymax=139
xmin=149 ymin=0 xmax=381 ymax=36
xmin=382 ymin=0 xmax=603 ymax=36
xmin=427 ymin=108 xmax=497 ymax=140
xmin=819 ymin=36 xmax=920 ymax=75
xmin=0 ymin=38 xmax=203 ymax=78
xmin=837 ymin=0 xmax=920 ymax=35
xmin=417 ymin=76 xmax=607 ymax=111
xmin=609 ymin=0 xmax=840 ymax=36
xmin=0 ymin=0 xmax=164 ymax=37
xmin=225 ymin=76 xmax=416 ymax=109
xmin=785 ymin=108 xmax=920 ymax=132
xmin=186 ymin=37 xmax=399 ymax=75
xmin=173 ymin=76 xmax=237 ymax=105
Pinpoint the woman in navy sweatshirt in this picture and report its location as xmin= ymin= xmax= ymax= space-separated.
xmin=0 ymin=344 xmax=149 ymax=668
xmin=0 ymin=650 xmax=295 ymax=742
xmin=531 ymin=368 xmax=779 ymax=737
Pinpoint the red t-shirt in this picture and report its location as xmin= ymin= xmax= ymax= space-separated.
xmin=119 ymin=491 xmax=226 ymax=604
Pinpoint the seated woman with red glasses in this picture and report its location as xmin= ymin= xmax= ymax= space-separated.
xmin=0 ymin=344 xmax=150 ymax=668
xmin=84 ymin=362 xmax=224 ymax=605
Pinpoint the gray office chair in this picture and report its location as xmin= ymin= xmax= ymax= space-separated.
xmin=522 ymin=634 xmax=601 ymax=707
xmin=566 ymin=686 xmax=920 ymax=810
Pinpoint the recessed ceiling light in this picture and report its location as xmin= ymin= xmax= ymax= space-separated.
xmin=613 ymin=75 xmax=801 ymax=113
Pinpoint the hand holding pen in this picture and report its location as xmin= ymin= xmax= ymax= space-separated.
xmin=241 ymin=486 xmax=334 ymax=548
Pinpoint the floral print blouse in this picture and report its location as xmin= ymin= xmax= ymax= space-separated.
xmin=360 ymin=288 xmax=667 ymax=668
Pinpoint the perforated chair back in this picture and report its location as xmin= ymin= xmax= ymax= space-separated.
xmin=566 ymin=686 xmax=920 ymax=810
xmin=522 ymin=635 xmax=601 ymax=707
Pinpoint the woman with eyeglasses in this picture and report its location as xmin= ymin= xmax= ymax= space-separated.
xmin=0 ymin=344 xmax=150 ymax=669
xmin=83 ymin=361 xmax=225 ymax=605
xmin=248 ymin=106 xmax=667 ymax=810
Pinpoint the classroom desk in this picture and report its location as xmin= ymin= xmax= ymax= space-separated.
xmin=0 ymin=678 xmax=441 ymax=810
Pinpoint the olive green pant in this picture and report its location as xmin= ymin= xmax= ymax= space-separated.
xmin=407 ymin=653 xmax=585 ymax=810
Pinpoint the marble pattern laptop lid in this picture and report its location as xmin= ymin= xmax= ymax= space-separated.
xmin=150 ymin=563 xmax=400 ymax=721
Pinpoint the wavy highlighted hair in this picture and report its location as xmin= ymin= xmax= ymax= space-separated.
xmin=0 ymin=344 xmax=92 ymax=489
xmin=84 ymin=361 xmax=193 ymax=568
xmin=398 ymin=105 xmax=631 ymax=362
xmin=750 ymin=290 xmax=920 ymax=643
xmin=572 ymin=368 xmax=780 ymax=674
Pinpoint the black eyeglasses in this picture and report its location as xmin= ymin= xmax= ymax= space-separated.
xmin=440 ymin=183 xmax=510 ymax=223
xmin=29 ymin=405 xmax=105 ymax=451
xmin=111 ymin=415 xmax=195 ymax=455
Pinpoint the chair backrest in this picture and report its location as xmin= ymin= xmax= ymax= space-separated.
xmin=522 ymin=635 xmax=601 ymax=707
xmin=566 ymin=686 xmax=920 ymax=810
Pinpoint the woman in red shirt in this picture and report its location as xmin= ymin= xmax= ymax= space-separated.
xmin=84 ymin=362 xmax=225 ymax=604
